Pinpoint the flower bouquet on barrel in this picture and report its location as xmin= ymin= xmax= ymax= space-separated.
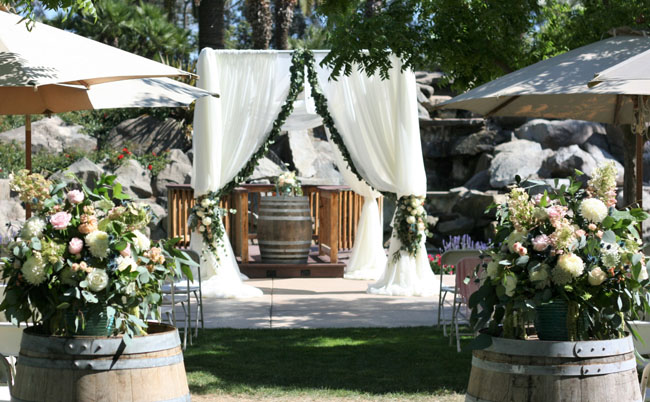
xmin=275 ymin=171 xmax=303 ymax=196
xmin=0 ymin=170 xmax=196 ymax=341
xmin=470 ymin=162 xmax=650 ymax=342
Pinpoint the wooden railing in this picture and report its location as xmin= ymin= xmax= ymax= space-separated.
xmin=167 ymin=184 xmax=383 ymax=263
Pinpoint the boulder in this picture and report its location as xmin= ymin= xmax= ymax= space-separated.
xmin=51 ymin=157 xmax=104 ymax=188
xmin=416 ymin=88 xmax=429 ymax=103
xmin=418 ymin=103 xmax=430 ymax=120
xmin=426 ymin=188 xmax=466 ymax=215
xmin=154 ymin=160 xmax=192 ymax=196
xmin=0 ymin=200 xmax=25 ymax=234
xmin=287 ymin=130 xmax=343 ymax=185
xmin=114 ymin=159 xmax=153 ymax=199
xmin=422 ymin=95 xmax=453 ymax=113
xmin=474 ymin=153 xmax=493 ymax=175
xmin=436 ymin=215 xmax=475 ymax=236
xmin=250 ymin=156 xmax=286 ymax=182
xmin=515 ymin=119 xmax=606 ymax=150
xmin=452 ymin=158 xmax=474 ymax=183
xmin=418 ymin=84 xmax=434 ymax=98
xmin=453 ymin=190 xmax=507 ymax=220
xmin=0 ymin=116 xmax=96 ymax=153
xmin=538 ymin=145 xmax=598 ymax=178
xmin=581 ymin=142 xmax=624 ymax=186
xmin=489 ymin=140 xmax=547 ymax=188
xmin=463 ymin=170 xmax=491 ymax=192
xmin=107 ymin=115 xmax=188 ymax=154
xmin=604 ymin=124 xmax=626 ymax=162
xmin=139 ymin=200 xmax=167 ymax=241
xmin=450 ymin=129 xmax=498 ymax=156
xmin=167 ymin=149 xmax=191 ymax=166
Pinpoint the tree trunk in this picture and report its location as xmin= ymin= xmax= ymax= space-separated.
xmin=164 ymin=0 xmax=176 ymax=23
xmin=365 ymin=0 xmax=382 ymax=18
xmin=273 ymin=0 xmax=296 ymax=50
xmin=245 ymin=0 xmax=272 ymax=49
xmin=198 ymin=0 xmax=226 ymax=51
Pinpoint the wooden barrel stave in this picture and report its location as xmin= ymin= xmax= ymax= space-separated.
xmin=257 ymin=196 xmax=312 ymax=264
xmin=11 ymin=322 xmax=190 ymax=402
xmin=466 ymin=336 xmax=642 ymax=402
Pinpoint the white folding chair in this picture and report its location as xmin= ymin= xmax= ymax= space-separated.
xmin=437 ymin=249 xmax=481 ymax=334
xmin=161 ymin=278 xmax=192 ymax=349
xmin=449 ymin=256 xmax=484 ymax=352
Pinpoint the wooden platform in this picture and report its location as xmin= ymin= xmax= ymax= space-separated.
xmin=238 ymin=244 xmax=348 ymax=278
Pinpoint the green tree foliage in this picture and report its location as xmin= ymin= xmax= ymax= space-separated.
xmin=319 ymin=0 xmax=650 ymax=91
xmin=3 ymin=0 xmax=96 ymax=27
xmin=49 ymin=0 xmax=194 ymax=69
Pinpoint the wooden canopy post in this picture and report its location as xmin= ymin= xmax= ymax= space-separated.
xmin=25 ymin=114 xmax=32 ymax=219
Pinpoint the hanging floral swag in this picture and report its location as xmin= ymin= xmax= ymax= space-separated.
xmin=188 ymin=192 xmax=235 ymax=261
xmin=393 ymin=195 xmax=431 ymax=260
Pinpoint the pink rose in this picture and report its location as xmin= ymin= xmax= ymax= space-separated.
xmin=67 ymin=190 xmax=85 ymax=204
xmin=575 ymin=229 xmax=586 ymax=238
xmin=68 ymin=237 xmax=83 ymax=254
xmin=120 ymin=243 xmax=131 ymax=257
xmin=596 ymin=230 xmax=603 ymax=239
xmin=532 ymin=194 xmax=543 ymax=205
xmin=50 ymin=211 xmax=72 ymax=230
xmin=588 ymin=223 xmax=597 ymax=231
xmin=532 ymin=234 xmax=550 ymax=252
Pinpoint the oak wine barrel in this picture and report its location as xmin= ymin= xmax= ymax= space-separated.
xmin=466 ymin=335 xmax=641 ymax=402
xmin=11 ymin=322 xmax=190 ymax=402
xmin=257 ymin=196 xmax=312 ymax=264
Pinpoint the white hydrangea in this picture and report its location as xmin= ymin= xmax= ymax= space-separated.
xmin=530 ymin=265 xmax=551 ymax=289
xmin=580 ymin=198 xmax=608 ymax=223
xmin=21 ymin=217 xmax=46 ymax=239
xmin=85 ymin=230 xmax=110 ymax=259
xmin=87 ymin=269 xmax=109 ymax=292
xmin=21 ymin=253 xmax=46 ymax=285
xmin=552 ymin=253 xmax=584 ymax=285
xmin=601 ymin=243 xmax=621 ymax=267
xmin=486 ymin=261 xmax=501 ymax=279
xmin=132 ymin=230 xmax=151 ymax=252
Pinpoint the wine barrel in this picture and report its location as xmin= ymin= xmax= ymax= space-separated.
xmin=466 ymin=335 xmax=641 ymax=402
xmin=11 ymin=322 xmax=190 ymax=402
xmin=257 ymin=196 xmax=312 ymax=264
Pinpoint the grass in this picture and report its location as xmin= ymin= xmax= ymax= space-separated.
xmin=184 ymin=327 xmax=472 ymax=401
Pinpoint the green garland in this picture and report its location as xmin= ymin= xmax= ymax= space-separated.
xmin=216 ymin=50 xmax=307 ymax=199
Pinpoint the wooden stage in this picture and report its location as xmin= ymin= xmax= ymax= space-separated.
xmin=237 ymin=244 xmax=349 ymax=278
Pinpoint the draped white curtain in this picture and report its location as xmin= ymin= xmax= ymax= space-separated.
xmin=315 ymin=56 xmax=438 ymax=296
xmin=191 ymin=49 xmax=296 ymax=298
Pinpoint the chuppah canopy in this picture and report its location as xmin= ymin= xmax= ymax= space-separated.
xmin=192 ymin=49 xmax=436 ymax=298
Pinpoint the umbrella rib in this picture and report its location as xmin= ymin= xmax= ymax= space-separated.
xmin=486 ymin=96 xmax=520 ymax=117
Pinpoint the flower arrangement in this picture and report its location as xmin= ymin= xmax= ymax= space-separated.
xmin=275 ymin=171 xmax=303 ymax=196
xmin=393 ymin=195 xmax=431 ymax=259
xmin=0 ymin=171 xmax=196 ymax=341
xmin=470 ymin=162 xmax=650 ymax=341
xmin=429 ymin=253 xmax=455 ymax=275
xmin=188 ymin=191 xmax=235 ymax=261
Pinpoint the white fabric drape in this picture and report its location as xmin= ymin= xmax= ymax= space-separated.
xmin=316 ymin=56 xmax=437 ymax=296
xmin=327 ymin=129 xmax=386 ymax=280
xmin=192 ymin=49 xmax=296 ymax=298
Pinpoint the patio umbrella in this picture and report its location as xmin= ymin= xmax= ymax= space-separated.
xmin=437 ymin=35 xmax=650 ymax=208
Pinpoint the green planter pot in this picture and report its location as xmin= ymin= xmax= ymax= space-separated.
xmin=64 ymin=307 xmax=115 ymax=336
xmin=534 ymin=299 xmax=571 ymax=341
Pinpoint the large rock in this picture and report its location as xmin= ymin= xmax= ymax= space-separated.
xmin=51 ymin=157 xmax=104 ymax=188
xmin=0 ymin=200 xmax=25 ymax=234
xmin=450 ymin=129 xmax=498 ymax=156
xmin=138 ymin=200 xmax=167 ymax=241
xmin=426 ymin=188 xmax=466 ymax=215
xmin=115 ymin=159 xmax=153 ymax=199
xmin=453 ymin=190 xmax=506 ymax=220
xmin=287 ymin=130 xmax=343 ymax=185
xmin=154 ymin=160 xmax=191 ymax=196
xmin=107 ymin=115 xmax=188 ymax=154
xmin=538 ymin=145 xmax=598 ymax=178
xmin=515 ymin=119 xmax=606 ymax=150
xmin=436 ymin=215 xmax=475 ymax=236
xmin=463 ymin=170 xmax=491 ymax=192
xmin=167 ymin=149 xmax=191 ymax=166
xmin=489 ymin=140 xmax=548 ymax=188
xmin=0 ymin=116 xmax=96 ymax=153
xmin=250 ymin=156 xmax=286 ymax=182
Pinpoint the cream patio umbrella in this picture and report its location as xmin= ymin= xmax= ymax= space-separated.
xmin=437 ymin=35 xmax=650 ymax=208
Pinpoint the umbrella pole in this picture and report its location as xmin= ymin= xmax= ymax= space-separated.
xmin=25 ymin=115 xmax=31 ymax=219
xmin=637 ymin=132 xmax=643 ymax=210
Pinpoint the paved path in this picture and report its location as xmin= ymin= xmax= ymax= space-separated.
xmin=200 ymin=277 xmax=456 ymax=329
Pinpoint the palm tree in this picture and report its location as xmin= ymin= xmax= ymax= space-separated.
xmin=198 ymin=0 xmax=226 ymax=50
xmin=245 ymin=0 xmax=272 ymax=49
xmin=273 ymin=0 xmax=296 ymax=50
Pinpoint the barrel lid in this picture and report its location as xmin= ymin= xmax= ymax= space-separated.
xmin=484 ymin=335 xmax=634 ymax=358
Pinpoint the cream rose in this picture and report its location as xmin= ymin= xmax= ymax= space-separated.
xmin=588 ymin=267 xmax=607 ymax=286
xmin=87 ymin=269 xmax=109 ymax=292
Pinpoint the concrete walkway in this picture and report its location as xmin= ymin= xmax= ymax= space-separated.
xmin=201 ymin=277 xmax=455 ymax=329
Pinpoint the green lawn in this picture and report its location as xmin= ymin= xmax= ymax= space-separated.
xmin=184 ymin=327 xmax=472 ymax=400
